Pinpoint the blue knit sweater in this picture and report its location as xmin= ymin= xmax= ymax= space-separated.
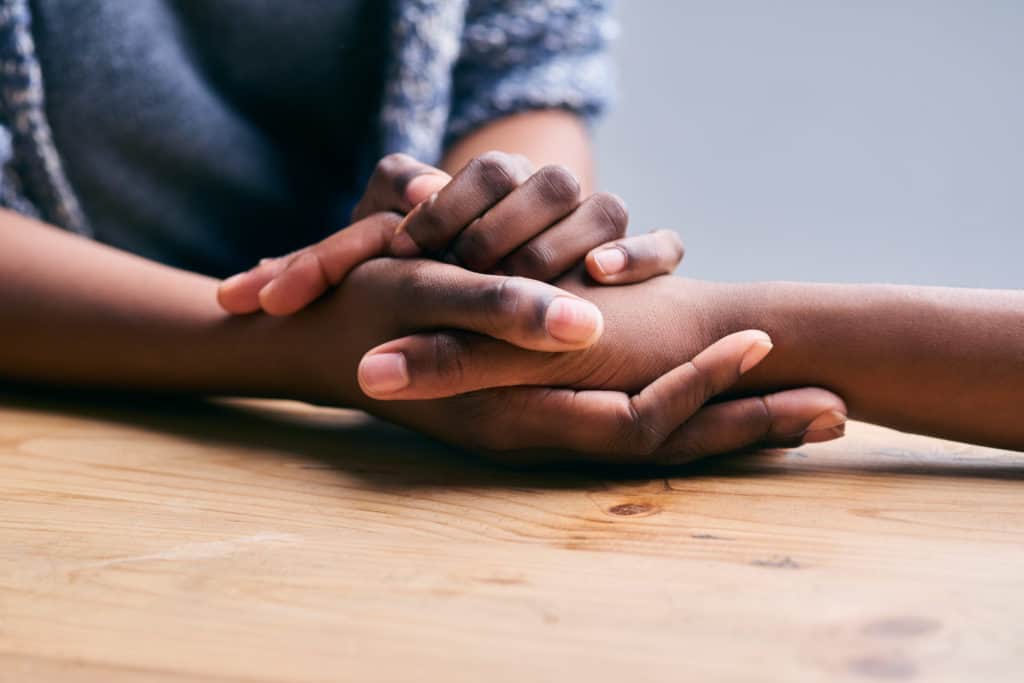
xmin=0 ymin=0 xmax=614 ymax=240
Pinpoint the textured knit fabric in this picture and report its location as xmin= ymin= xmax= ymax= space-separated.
xmin=30 ymin=0 xmax=391 ymax=275
xmin=0 ymin=0 xmax=615 ymax=272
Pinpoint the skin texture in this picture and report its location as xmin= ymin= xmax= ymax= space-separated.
xmin=6 ymin=199 xmax=1022 ymax=456
xmin=0 ymin=208 xmax=845 ymax=464
xmin=218 ymin=151 xmax=683 ymax=317
xmin=8 ymin=109 xmax=1018 ymax=457
xmin=0 ymin=109 xmax=842 ymax=465
xmin=439 ymin=109 xmax=596 ymax=192
xmin=360 ymin=270 xmax=1024 ymax=451
xmin=220 ymin=108 xmax=602 ymax=316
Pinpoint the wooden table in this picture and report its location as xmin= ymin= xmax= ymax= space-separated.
xmin=1 ymin=390 xmax=1022 ymax=682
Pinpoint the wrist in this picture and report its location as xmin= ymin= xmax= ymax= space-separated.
xmin=699 ymin=280 xmax=905 ymax=395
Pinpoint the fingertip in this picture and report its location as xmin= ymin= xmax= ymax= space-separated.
xmin=217 ymin=271 xmax=262 ymax=314
xmin=803 ymin=424 xmax=846 ymax=443
xmin=761 ymin=388 xmax=848 ymax=446
xmin=404 ymin=173 xmax=450 ymax=206
xmin=544 ymin=296 xmax=604 ymax=348
xmin=587 ymin=246 xmax=628 ymax=280
xmin=357 ymin=351 xmax=411 ymax=398
xmin=655 ymin=228 xmax=686 ymax=262
xmin=739 ymin=334 xmax=774 ymax=375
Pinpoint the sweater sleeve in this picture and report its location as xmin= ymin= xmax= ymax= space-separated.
xmin=0 ymin=124 xmax=42 ymax=219
xmin=445 ymin=0 xmax=616 ymax=148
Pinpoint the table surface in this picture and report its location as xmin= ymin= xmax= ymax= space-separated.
xmin=1 ymin=390 xmax=1022 ymax=683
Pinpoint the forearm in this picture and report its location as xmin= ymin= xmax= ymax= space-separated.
xmin=711 ymin=280 xmax=1024 ymax=448
xmin=440 ymin=109 xmax=595 ymax=193
xmin=0 ymin=210 xmax=304 ymax=398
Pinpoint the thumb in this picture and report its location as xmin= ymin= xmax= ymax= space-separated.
xmin=351 ymin=154 xmax=451 ymax=221
xmin=404 ymin=171 xmax=451 ymax=206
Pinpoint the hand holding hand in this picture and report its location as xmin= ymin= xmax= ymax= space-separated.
xmin=217 ymin=152 xmax=685 ymax=315
xmin=282 ymin=254 xmax=846 ymax=464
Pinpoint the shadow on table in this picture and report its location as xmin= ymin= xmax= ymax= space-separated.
xmin=2 ymin=387 xmax=1021 ymax=491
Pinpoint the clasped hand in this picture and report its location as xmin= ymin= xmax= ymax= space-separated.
xmin=217 ymin=153 xmax=845 ymax=464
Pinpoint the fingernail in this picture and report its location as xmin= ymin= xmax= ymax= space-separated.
xmin=592 ymin=247 xmax=627 ymax=276
xmin=739 ymin=337 xmax=774 ymax=375
xmin=545 ymin=297 xmax=603 ymax=344
xmin=803 ymin=423 xmax=846 ymax=443
xmin=358 ymin=353 xmax=410 ymax=395
xmin=390 ymin=229 xmax=420 ymax=257
xmin=805 ymin=409 xmax=847 ymax=432
xmin=405 ymin=173 xmax=450 ymax=206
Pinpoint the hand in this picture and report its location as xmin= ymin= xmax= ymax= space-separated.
xmin=217 ymin=152 xmax=685 ymax=315
xmin=349 ymin=268 xmax=849 ymax=455
xmin=285 ymin=255 xmax=845 ymax=463
xmin=281 ymin=228 xmax=610 ymax=409
xmin=366 ymin=331 xmax=846 ymax=465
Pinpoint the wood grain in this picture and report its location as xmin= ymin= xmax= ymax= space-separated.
xmin=1 ymin=390 xmax=1022 ymax=682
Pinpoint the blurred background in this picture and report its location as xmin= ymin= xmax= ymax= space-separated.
xmin=596 ymin=1 xmax=1023 ymax=287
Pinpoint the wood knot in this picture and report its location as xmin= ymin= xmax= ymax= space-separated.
xmin=608 ymin=502 xmax=658 ymax=517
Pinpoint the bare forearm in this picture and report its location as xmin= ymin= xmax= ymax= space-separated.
xmin=0 ymin=210 xmax=301 ymax=397
xmin=712 ymin=281 xmax=1024 ymax=448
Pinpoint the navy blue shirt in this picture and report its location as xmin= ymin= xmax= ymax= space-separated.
xmin=31 ymin=0 xmax=390 ymax=275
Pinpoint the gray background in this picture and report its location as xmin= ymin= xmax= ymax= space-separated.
xmin=595 ymin=1 xmax=1023 ymax=287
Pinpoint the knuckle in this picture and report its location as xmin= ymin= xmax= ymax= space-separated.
xmin=506 ymin=242 xmax=556 ymax=279
xmin=430 ymin=332 xmax=467 ymax=387
xmin=750 ymin=396 xmax=774 ymax=440
xmin=374 ymin=153 xmax=429 ymax=202
xmin=482 ymin=276 xmax=532 ymax=337
xmin=453 ymin=223 xmax=499 ymax=271
xmin=607 ymin=405 xmax=654 ymax=459
xmin=396 ymin=260 xmax=435 ymax=298
xmin=622 ymin=400 xmax=665 ymax=457
xmin=533 ymin=165 xmax=581 ymax=207
xmin=588 ymin=192 xmax=629 ymax=238
xmin=469 ymin=151 xmax=519 ymax=197
xmin=684 ymin=360 xmax=716 ymax=405
xmin=406 ymin=197 xmax=448 ymax=244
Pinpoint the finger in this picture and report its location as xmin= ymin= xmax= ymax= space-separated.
xmin=434 ymin=330 xmax=773 ymax=461
xmin=585 ymin=229 xmax=686 ymax=284
xmin=651 ymin=387 xmax=848 ymax=465
xmin=377 ymin=259 xmax=604 ymax=349
xmin=357 ymin=332 xmax=550 ymax=400
xmin=351 ymin=153 xmax=451 ymax=222
xmin=499 ymin=192 xmax=629 ymax=281
xmin=622 ymin=329 xmax=775 ymax=446
xmin=455 ymin=378 xmax=844 ymax=466
xmin=256 ymin=213 xmax=401 ymax=316
xmin=391 ymin=151 xmax=533 ymax=257
xmin=359 ymin=318 xmax=772 ymax=413
xmin=218 ymin=256 xmax=293 ymax=314
xmin=449 ymin=165 xmax=581 ymax=272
